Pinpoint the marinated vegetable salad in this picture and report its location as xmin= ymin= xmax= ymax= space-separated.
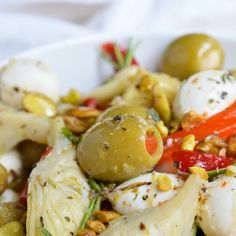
xmin=0 ymin=33 xmax=235 ymax=236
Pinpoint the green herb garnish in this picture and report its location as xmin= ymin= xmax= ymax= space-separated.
xmin=148 ymin=108 xmax=160 ymax=122
xmin=207 ymin=167 xmax=229 ymax=179
xmin=192 ymin=223 xmax=197 ymax=236
xmin=61 ymin=127 xmax=81 ymax=145
xmin=123 ymin=40 xmax=139 ymax=67
xmin=80 ymin=196 xmax=100 ymax=229
xmin=114 ymin=43 xmax=125 ymax=68
xmin=101 ymin=40 xmax=138 ymax=71
xmin=41 ymin=228 xmax=53 ymax=236
xmin=179 ymin=163 xmax=236 ymax=179
xmin=88 ymin=177 xmax=103 ymax=193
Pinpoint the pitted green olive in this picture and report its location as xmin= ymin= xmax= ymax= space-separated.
xmin=0 ymin=203 xmax=25 ymax=227
xmin=97 ymin=105 xmax=148 ymax=122
xmin=160 ymin=34 xmax=224 ymax=80
xmin=77 ymin=115 xmax=163 ymax=181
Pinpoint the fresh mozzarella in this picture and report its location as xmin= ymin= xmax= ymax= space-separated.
xmin=198 ymin=176 xmax=236 ymax=236
xmin=0 ymin=189 xmax=18 ymax=203
xmin=173 ymin=70 xmax=236 ymax=119
xmin=0 ymin=59 xmax=59 ymax=108
xmin=108 ymin=171 xmax=184 ymax=215
xmin=0 ymin=149 xmax=22 ymax=175
xmin=101 ymin=175 xmax=202 ymax=236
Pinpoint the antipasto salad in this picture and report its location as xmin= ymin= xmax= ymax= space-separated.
xmin=0 ymin=33 xmax=235 ymax=236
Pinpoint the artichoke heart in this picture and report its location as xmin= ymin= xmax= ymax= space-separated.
xmin=26 ymin=147 xmax=90 ymax=236
xmin=0 ymin=104 xmax=51 ymax=154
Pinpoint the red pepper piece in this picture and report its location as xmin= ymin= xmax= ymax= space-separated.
xmin=19 ymin=182 xmax=28 ymax=205
xmin=145 ymin=134 xmax=158 ymax=155
xmin=41 ymin=146 xmax=53 ymax=159
xmin=172 ymin=150 xmax=234 ymax=173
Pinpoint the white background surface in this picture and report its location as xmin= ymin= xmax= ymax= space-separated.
xmin=1 ymin=0 xmax=236 ymax=59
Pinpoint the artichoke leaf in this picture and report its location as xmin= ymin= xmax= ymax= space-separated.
xmin=0 ymin=106 xmax=51 ymax=154
xmin=100 ymin=174 xmax=202 ymax=236
xmin=88 ymin=66 xmax=139 ymax=102
xmin=26 ymin=118 xmax=90 ymax=236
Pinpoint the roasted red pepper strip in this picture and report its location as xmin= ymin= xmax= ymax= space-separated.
xmin=83 ymin=97 xmax=106 ymax=110
xmin=41 ymin=146 xmax=53 ymax=159
xmin=19 ymin=182 xmax=28 ymax=205
xmin=101 ymin=42 xmax=138 ymax=70
xmin=172 ymin=150 xmax=234 ymax=173
xmin=167 ymin=101 xmax=236 ymax=141
xmin=83 ymin=97 xmax=98 ymax=109
xmin=156 ymin=101 xmax=236 ymax=173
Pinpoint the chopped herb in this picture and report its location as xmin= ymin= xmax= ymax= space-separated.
xmin=208 ymin=78 xmax=220 ymax=84
xmin=208 ymin=99 xmax=214 ymax=104
xmin=221 ymin=91 xmax=228 ymax=99
xmin=173 ymin=161 xmax=180 ymax=168
xmin=61 ymin=127 xmax=81 ymax=145
xmin=41 ymin=228 xmax=53 ymax=236
xmin=133 ymin=193 xmax=139 ymax=200
xmin=139 ymin=222 xmax=146 ymax=230
xmin=103 ymin=141 xmax=111 ymax=150
xmin=148 ymin=108 xmax=160 ymax=122
xmin=80 ymin=196 xmax=100 ymax=229
xmin=142 ymin=195 xmax=148 ymax=201
xmin=113 ymin=115 xmax=122 ymax=122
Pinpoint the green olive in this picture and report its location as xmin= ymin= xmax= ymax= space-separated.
xmin=97 ymin=105 xmax=149 ymax=122
xmin=77 ymin=115 xmax=163 ymax=181
xmin=160 ymin=34 xmax=224 ymax=80
xmin=0 ymin=203 xmax=25 ymax=227
xmin=0 ymin=164 xmax=8 ymax=195
xmin=0 ymin=221 xmax=25 ymax=236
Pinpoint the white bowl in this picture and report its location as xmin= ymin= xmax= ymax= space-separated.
xmin=2 ymin=32 xmax=236 ymax=94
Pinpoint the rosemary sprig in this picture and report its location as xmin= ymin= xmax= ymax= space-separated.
xmin=101 ymin=40 xmax=138 ymax=71
xmin=113 ymin=43 xmax=125 ymax=68
xmin=88 ymin=177 xmax=103 ymax=193
xmin=192 ymin=223 xmax=197 ymax=236
xmin=178 ymin=163 xmax=236 ymax=179
xmin=61 ymin=127 xmax=81 ymax=145
xmin=123 ymin=40 xmax=139 ymax=67
xmin=80 ymin=196 xmax=100 ymax=229
xmin=41 ymin=228 xmax=53 ymax=236
xmin=101 ymin=52 xmax=119 ymax=68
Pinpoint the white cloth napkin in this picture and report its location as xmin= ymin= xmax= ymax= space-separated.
xmin=88 ymin=0 xmax=236 ymax=38
xmin=1 ymin=0 xmax=236 ymax=59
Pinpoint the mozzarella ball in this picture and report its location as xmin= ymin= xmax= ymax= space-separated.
xmin=108 ymin=171 xmax=183 ymax=215
xmin=0 ymin=150 xmax=22 ymax=175
xmin=198 ymin=176 xmax=236 ymax=236
xmin=0 ymin=59 xmax=59 ymax=108
xmin=173 ymin=70 xmax=236 ymax=119
xmin=0 ymin=189 xmax=18 ymax=203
